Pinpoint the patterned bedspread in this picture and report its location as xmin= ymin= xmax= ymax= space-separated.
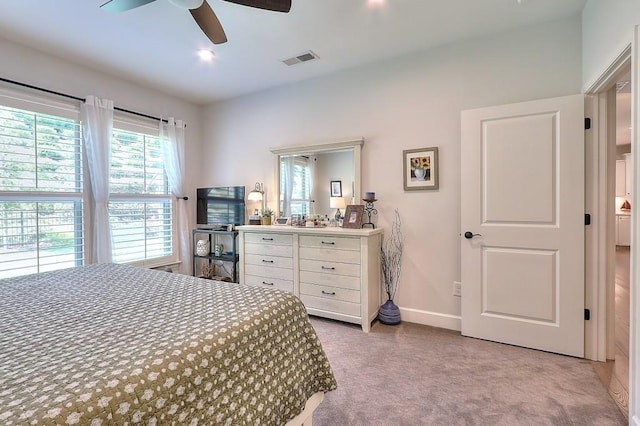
xmin=0 ymin=264 xmax=336 ymax=425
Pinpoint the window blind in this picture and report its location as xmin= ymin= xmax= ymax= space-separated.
xmin=0 ymin=103 xmax=83 ymax=278
xmin=280 ymin=156 xmax=312 ymax=216
xmin=109 ymin=126 xmax=174 ymax=265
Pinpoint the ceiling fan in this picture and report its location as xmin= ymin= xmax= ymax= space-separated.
xmin=100 ymin=0 xmax=292 ymax=45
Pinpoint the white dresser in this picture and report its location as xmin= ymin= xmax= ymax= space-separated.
xmin=237 ymin=225 xmax=383 ymax=332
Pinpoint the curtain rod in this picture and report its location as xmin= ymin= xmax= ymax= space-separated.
xmin=0 ymin=77 xmax=168 ymax=124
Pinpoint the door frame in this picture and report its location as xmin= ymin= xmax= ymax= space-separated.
xmin=631 ymin=27 xmax=639 ymax=425
xmin=584 ymin=40 xmax=637 ymax=422
xmin=584 ymin=46 xmax=630 ymax=362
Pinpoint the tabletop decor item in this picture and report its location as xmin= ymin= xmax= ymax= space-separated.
xmin=379 ymin=209 xmax=403 ymax=325
xmin=342 ymin=205 xmax=364 ymax=229
xmin=330 ymin=196 xmax=346 ymax=220
xmin=261 ymin=208 xmax=273 ymax=225
xmin=403 ymin=147 xmax=439 ymax=191
xmin=362 ymin=192 xmax=378 ymax=229
xmin=201 ymin=263 xmax=215 ymax=279
xmin=196 ymin=239 xmax=210 ymax=256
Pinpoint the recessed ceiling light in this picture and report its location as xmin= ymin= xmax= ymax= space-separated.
xmin=367 ymin=0 xmax=385 ymax=7
xmin=198 ymin=49 xmax=215 ymax=62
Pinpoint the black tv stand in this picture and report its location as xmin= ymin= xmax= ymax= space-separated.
xmin=196 ymin=225 xmax=228 ymax=231
xmin=192 ymin=228 xmax=239 ymax=282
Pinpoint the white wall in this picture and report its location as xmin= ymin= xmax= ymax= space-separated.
xmin=582 ymin=0 xmax=640 ymax=90
xmin=0 ymin=37 xmax=203 ymax=273
xmin=200 ymin=16 xmax=582 ymax=328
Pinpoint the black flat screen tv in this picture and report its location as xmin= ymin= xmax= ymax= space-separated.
xmin=196 ymin=186 xmax=245 ymax=228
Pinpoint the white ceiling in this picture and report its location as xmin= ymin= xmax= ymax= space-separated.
xmin=0 ymin=0 xmax=587 ymax=105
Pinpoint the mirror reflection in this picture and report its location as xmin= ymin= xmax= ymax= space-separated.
xmin=272 ymin=139 xmax=362 ymax=219
xmin=279 ymin=151 xmax=354 ymax=217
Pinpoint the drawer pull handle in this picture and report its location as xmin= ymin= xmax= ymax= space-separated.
xmin=321 ymin=266 xmax=336 ymax=270
xmin=262 ymin=260 xmax=274 ymax=263
xmin=321 ymin=241 xmax=335 ymax=245
xmin=262 ymin=281 xmax=274 ymax=286
xmin=322 ymin=291 xmax=336 ymax=296
xmin=262 ymin=238 xmax=274 ymax=241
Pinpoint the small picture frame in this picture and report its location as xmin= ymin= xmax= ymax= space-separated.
xmin=274 ymin=217 xmax=291 ymax=226
xmin=403 ymin=147 xmax=439 ymax=191
xmin=330 ymin=180 xmax=342 ymax=197
xmin=342 ymin=205 xmax=364 ymax=229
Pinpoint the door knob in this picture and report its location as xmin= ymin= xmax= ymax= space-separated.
xmin=464 ymin=231 xmax=482 ymax=239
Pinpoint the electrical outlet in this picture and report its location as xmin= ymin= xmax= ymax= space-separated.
xmin=453 ymin=281 xmax=462 ymax=297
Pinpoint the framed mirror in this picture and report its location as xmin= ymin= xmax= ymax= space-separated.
xmin=271 ymin=138 xmax=363 ymax=218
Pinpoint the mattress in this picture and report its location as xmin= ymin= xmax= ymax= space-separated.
xmin=0 ymin=263 xmax=336 ymax=425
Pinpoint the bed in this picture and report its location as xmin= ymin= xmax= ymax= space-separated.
xmin=0 ymin=263 xmax=337 ymax=425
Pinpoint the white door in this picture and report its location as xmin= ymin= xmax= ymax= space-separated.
xmin=461 ymin=94 xmax=585 ymax=358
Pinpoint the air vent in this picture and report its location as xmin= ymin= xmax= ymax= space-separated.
xmin=282 ymin=51 xmax=319 ymax=66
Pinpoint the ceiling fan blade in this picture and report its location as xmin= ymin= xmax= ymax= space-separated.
xmin=100 ymin=0 xmax=157 ymax=12
xmin=190 ymin=2 xmax=228 ymax=44
xmin=222 ymin=0 xmax=291 ymax=13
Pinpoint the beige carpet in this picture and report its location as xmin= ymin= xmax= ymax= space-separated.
xmin=310 ymin=317 xmax=626 ymax=426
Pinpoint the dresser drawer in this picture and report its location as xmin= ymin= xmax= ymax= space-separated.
xmin=300 ymin=283 xmax=360 ymax=303
xmin=300 ymin=294 xmax=360 ymax=317
xmin=245 ymin=275 xmax=294 ymax=293
xmin=299 ymin=235 xmax=360 ymax=251
xmin=299 ymin=259 xmax=360 ymax=278
xmin=299 ymin=247 xmax=361 ymax=264
xmin=245 ymin=243 xmax=293 ymax=258
xmin=300 ymin=270 xmax=361 ymax=290
xmin=245 ymin=264 xmax=293 ymax=281
xmin=244 ymin=253 xmax=293 ymax=269
xmin=244 ymin=232 xmax=292 ymax=245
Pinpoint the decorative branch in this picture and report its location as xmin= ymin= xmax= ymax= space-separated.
xmin=381 ymin=209 xmax=403 ymax=301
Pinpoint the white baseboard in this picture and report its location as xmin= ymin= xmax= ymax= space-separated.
xmin=399 ymin=307 xmax=461 ymax=332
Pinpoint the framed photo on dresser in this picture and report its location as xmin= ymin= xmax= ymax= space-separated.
xmin=342 ymin=205 xmax=364 ymax=229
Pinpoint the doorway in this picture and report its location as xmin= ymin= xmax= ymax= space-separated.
xmin=590 ymin=66 xmax=631 ymax=418
xmin=610 ymin=67 xmax=631 ymax=416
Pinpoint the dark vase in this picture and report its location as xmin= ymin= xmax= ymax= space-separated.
xmin=378 ymin=299 xmax=401 ymax=325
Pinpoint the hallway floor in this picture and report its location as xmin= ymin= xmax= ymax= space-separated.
xmin=592 ymin=245 xmax=630 ymax=418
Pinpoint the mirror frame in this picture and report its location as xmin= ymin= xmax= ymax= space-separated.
xmin=270 ymin=138 xmax=364 ymax=217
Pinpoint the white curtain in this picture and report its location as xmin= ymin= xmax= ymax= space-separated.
xmin=160 ymin=118 xmax=190 ymax=274
xmin=81 ymin=96 xmax=114 ymax=263
xmin=282 ymin=155 xmax=294 ymax=217
xmin=308 ymin=156 xmax=316 ymax=214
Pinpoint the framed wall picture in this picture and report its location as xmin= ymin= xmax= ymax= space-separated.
xmin=330 ymin=180 xmax=342 ymax=197
xmin=403 ymin=147 xmax=439 ymax=191
xmin=342 ymin=205 xmax=364 ymax=228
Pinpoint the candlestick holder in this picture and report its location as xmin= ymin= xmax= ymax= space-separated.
xmin=361 ymin=197 xmax=378 ymax=229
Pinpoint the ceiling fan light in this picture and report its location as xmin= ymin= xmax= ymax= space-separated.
xmin=198 ymin=49 xmax=215 ymax=61
xmin=168 ymin=0 xmax=204 ymax=9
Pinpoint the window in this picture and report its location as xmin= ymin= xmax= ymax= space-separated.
xmin=0 ymin=89 xmax=177 ymax=279
xmin=280 ymin=156 xmax=312 ymax=216
xmin=109 ymin=121 xmax=174 ymax=265
xmin=0 ymin=93 xmax=83 ymax=278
